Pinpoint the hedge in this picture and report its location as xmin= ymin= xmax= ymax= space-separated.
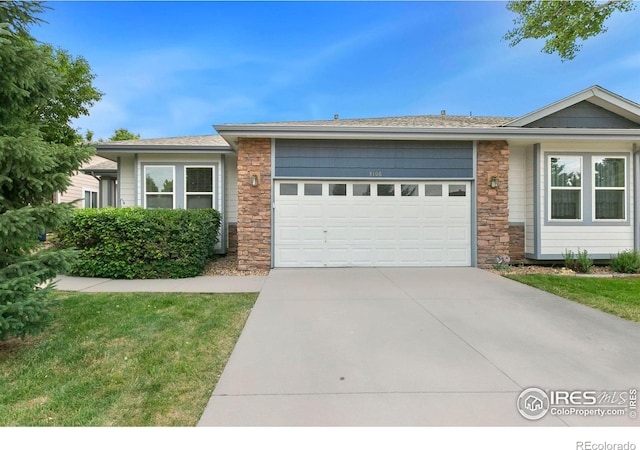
xmin=56 ymin=208 xmax=220 ymax=279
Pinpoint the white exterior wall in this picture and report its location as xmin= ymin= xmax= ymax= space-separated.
xmin=536 ymin=141 xmax=635 ymax=257
xmin=525 ymin=146 xmax=536 ymax=255
xmin=224 ymin=154 xmax=238 ymax=223
xmin=119 ymin=155 xmax=135 ymax=207
xmin=508 ymin=146 xmax=527 ymax=224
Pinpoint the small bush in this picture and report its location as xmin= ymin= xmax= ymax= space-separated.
xmin=610 ymin=250 xmax=640 ymax=274
xmin=56 ymin=208 xmax=220 ymax=279
xmin=563 ymin=248 xmax=593 ymax=274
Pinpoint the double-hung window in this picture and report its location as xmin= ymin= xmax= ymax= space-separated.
xmin=594 ymin=157 xmax=626 ymax=220
xmin=145 ymin=166 xmax=174 ymax=209
xmin=549 ymin=156 xmax=582 ymax=220
xmin=185 ymin=167 xmax=214 ymax=209
xmin=83 ymin=189 xmax=98 ymax=208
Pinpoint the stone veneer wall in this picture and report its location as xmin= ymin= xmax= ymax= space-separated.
xmin=227 ymin=223 xmax=238 ymax=254
xmin=508 ymin=224 xmax=525 ymax=263
xmin=236 ymin=138 xmax=272 ymax=271
xmin=476 ymin=141 xmax=510 ymax=268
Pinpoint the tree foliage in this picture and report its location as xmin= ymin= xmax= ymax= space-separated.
xmin=0 ymin=2 xmax=98 ymax=340
xmin=504 ymin=0 xmax=636 ymax=60
xmin=109 ymin=128 xmax=140 ymax=141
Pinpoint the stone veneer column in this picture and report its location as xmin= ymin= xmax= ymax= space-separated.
xmin=236 ymin=138 xmax=272 ymax=271
xmin=476 ymin=141 xmax=510 ymax=268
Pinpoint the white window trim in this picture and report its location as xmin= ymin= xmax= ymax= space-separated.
xmin=592 ymin=156 xmax=627 ymax=222
xmin=184 ymin=165 xmax=215 ymax=209
xmin=82 ymin=188 xmax=99 ymax=208
xmin=548 ymin=155 xmax=583 ymax=222
xmin=144 ymin=165 xmax=175 ymax=209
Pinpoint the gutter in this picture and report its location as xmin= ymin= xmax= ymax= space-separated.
xmin=214 ymin=124 xmax=640 ymax=142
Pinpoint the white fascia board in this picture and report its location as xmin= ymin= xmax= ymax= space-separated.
xmin=505 ymin=86 xmax=640 ymax=127
xmin=216 ymin=124 xmax=640 ymax=143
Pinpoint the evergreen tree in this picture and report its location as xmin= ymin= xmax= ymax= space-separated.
xmin=0 ymin=2 xmax=97 ymax=340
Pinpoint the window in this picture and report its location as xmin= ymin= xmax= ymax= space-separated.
xmin=83 ymin=190 xmax=98 ymax=208
xmin=549 ymin=156 xmax=582 ymax=220
xmin=377 ymin=184 xmax=395 ymax=196
xmin=594 ymin=157 xmax=625 ymax=220
xmin=401 ymin=184 xmax=418 ymax=196
xmin=449 ymin=184 xmax=466 ymax=197
xmin=329 ymin=184 xmax=346 ymax=196
xmin=304 ymin=183 xmax=322 ymax=196
xmin=186 ymin=167 xmax=214 ymax=209
xmin=145 ymin=166 xmax=174 ymax=209
xmin=280 ymin=183 xmax=298 ymax=195
xmin=425 ymin=184 xmax=443 ymax=197
xmin=353 ymin=184 xmax=371 ymax=196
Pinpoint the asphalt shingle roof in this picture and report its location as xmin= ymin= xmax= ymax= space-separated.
xmin=102 ymin=134 xmax=228 ymax=146
xmin=229 ymin=115 xmax=514 ymax=128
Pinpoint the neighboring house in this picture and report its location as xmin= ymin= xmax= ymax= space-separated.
xmin=55 ymin=155 xmax=116 ymax=208
xmin=79 ymin=155 xmax=118 ymax=208
xmin=95 ymin=85 xmax=640 ymax=271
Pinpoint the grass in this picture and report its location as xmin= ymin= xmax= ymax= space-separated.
xmin=506 ymin=274 xmax=640 ymax=322
xmin=0 ymin=291 xmax=257 ymax=426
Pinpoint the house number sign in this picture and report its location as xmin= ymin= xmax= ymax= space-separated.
xmin=369 ymin=171 xmax=383 ymax=177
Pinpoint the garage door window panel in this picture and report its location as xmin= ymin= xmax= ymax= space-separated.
xmin=401 ymin=184 xmax=418 ymax=196
xmin=377 ymin=184 xmax=395 ymax=197
xmin=280 ymin=183 xmax=298 ymax=196
xmin=353 ymin=184 xmax=371 ymax=196
xmin=304 ymin=183 xmax=322 ymax=196
xmin=329 ymin=184 xmax=347 ymax=196
xmin=425 ymin=184 xmax=443 ymax=197
xmin=448 ymin=184 xmax=467 ymax=197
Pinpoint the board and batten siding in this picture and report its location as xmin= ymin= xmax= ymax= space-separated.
xmin=224 ymin=154 xmax=238 ymax=223
xmin=274 ymin=139 xmax=474 ymax=179
xmin=118 ymin=155 xmax=135 ymax=207
xmin=532 ymin=142 xmax=635 ymax=258
xmin=508 ymin=146 xmax=527 ymax=224
xmin=524 ymin=146 xmax=536 ymax=256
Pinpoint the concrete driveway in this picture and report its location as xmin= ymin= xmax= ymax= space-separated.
xmin=198 ymin=268 xmax=640 ymax=426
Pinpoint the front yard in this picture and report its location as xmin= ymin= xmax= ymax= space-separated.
xmin=506 ymin=274 xmax=640 ymax=322
xmin=0 ymin=291 xmax=257 ymax=426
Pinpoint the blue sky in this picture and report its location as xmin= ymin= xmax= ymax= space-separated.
xmin=31 ymin=1 xmax=640 ymax=141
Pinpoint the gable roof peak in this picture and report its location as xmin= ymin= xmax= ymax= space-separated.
xmin=504 ymin=85 xmax=640 ymax=128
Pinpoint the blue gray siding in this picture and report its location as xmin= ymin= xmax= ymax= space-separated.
xmin=275 ymin=139 xmax=473 ymax=178
xmin=525 ymin=101 xmax=640 ymax=128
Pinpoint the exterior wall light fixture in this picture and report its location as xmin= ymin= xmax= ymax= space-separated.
xmin=489 ymin=175 xmax=498 ymax=188
xmin=250 ymin=174 xmax=259 ymax=187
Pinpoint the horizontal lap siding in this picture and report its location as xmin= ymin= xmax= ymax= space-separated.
xmin=540 ymin=227 xmax=635 ymax=256
xmin=275 ymin=139 xmax=473 ymax=178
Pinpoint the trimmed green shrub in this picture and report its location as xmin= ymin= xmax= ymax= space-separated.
xmin=563 ymin=248 xmax=593 ymax=274
xmin=56 ymin=208 xmax=220 ymax=279
xmin=610 ymin=249 xmax=640 ymax=274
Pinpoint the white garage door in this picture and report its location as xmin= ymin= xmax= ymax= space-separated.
xmin=274 ymin=180 xmax=471 ymax=267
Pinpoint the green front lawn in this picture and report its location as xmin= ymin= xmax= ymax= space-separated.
xmin=506 ymin=275 xmax=640 ymax=322
xmin=0 ymin=291 xmax=257 ymax=426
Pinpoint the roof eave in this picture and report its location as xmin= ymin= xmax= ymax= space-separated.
xmin=215 ymin=124 xmax=640 ymax=144
xmin=95 ymin=143 xmax=233 ymax=152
